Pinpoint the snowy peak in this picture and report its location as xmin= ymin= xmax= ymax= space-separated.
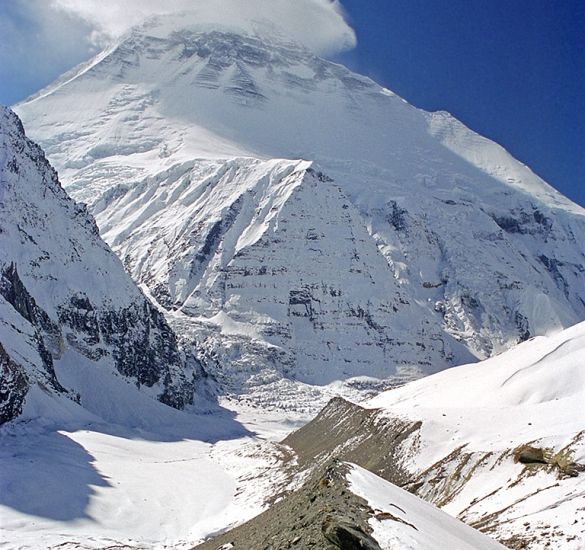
xmin=19 ymin=19 xmax=583 ymax=215
xmin=14 ymin=16 xmax=585 ymax=396
xmin=110 ymin=3 xmax=356 ymax=58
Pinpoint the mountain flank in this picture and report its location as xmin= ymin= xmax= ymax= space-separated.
xmin=0 ymin=106 xmax=204 ymax=424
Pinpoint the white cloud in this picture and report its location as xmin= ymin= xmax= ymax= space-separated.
xmin=0 ymin=0 xmax=355 ymax=104
xmin=50 ymin=0 xmax=357 ymax=55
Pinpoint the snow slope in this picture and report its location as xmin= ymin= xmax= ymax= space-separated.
xmin=347 ymin=463 xmax=506 ymax=550
xmin=0 ymin=428 xmax=232 ymax=549
xmin=0 ymin=106 xmax=201 ymax=423
xmin=15 ymin=16 xmax=585 ymax=399
xmin=367 ymin=321 xmax=585 ymax=548
xmin=369 ymin=321 xmax=585 ymax=457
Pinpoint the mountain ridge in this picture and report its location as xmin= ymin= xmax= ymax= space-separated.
xmin=0 ymin=105 xmax=205 ymax=424
xmin=282 ymin=321 xmax=585 ymax=549
xmin=14 ymin=18 xmax=585 ymax=401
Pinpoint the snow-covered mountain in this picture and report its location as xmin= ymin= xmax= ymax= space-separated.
xmin=0 ymin=106 xmax=203 ymax=424
xmin=15 ymin=15 xmax=585 ymax=397
xmin=285 ymin=321 xmax=585 ymax=548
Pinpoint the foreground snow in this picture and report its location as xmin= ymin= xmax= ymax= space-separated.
xmin=347 ymin=463 xmax=506 ymax=550
xmin=0 ymin=399 xmax=303 ymax=550
xmin=1 ymin=429 xmax=229 ymax=549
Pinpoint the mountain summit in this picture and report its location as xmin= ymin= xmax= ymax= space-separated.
xmin=16 ymin=16 xmax=585 ymax=400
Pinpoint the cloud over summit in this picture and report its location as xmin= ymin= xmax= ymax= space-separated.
xmin=51 ymin=0 xmax=357 ymax=55
xmin=0 ymin=0 xmax=355 ymax=104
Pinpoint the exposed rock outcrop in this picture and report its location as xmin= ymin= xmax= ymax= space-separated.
xmin=0 ymin=342 xmax=28 ymax=424
xmin=194 ymin=461 xmax=381 ymax=550
xmin=0 ymin=106 xmax=203 ymax=423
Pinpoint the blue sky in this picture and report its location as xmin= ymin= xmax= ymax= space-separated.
xmin=336 ymin=0 xmax=584 ymax=207
xmin=0 ymin=0 xmax=583 ymax=206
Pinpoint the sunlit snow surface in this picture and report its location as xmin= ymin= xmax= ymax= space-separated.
xmin=347 ymin=464 xmax=506 ymax=550
xmin=368 ymin=320 xmax=585 ymax=456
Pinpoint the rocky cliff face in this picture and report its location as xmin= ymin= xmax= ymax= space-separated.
xmin=106 ymin=160 xmax=468 ymax=393
xmin=0 ymin=106 xmax=202 ymax=423
xmin=0 ymin=341 xmax=29 ymax=424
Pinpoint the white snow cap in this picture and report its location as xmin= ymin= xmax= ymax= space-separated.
xmin=51 ymin=0 xmax=357 ymax=55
